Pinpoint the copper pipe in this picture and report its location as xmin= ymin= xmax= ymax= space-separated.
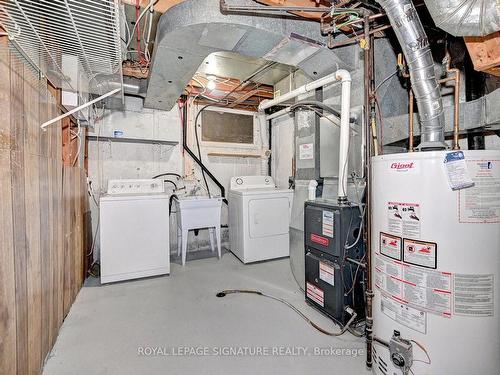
xmin=409 ymin=89 xmax=414 ymax=152
xmin=452 ymin=70 xmax=460 ymax=150
xmin=444 ymin=65 xmax=461 ymax=150
xmin=363 ymin=15 xmax=374 ymax=370
xmin=440 ymin=52 xmax=461 ymax=150
xmin=438 ymin=76 xmax=456 ymax=84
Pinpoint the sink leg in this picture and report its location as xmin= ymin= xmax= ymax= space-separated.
xmin=177 ymin=227 xmax=181 ymax=257
xmin=181 ymin=229 xmax=189 ymax=266
xmin=209 ymin=228 xmax=215 ymax=252
xmin=215 ymin=227 xmax=221 ymax=260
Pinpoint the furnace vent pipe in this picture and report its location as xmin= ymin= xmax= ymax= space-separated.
xmin=336 ymin=69 xmax=351 ymax=203
xmin=258 ymin=71 xmax=342 ymax=111
xmin=376 ymin=0 xmax=446 ymax=150
xmin=259 ymin=69 xmax=352 ymax=201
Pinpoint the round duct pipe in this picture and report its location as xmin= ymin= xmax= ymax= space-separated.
xmin=376 ymin=0 xmax=447 ymax=150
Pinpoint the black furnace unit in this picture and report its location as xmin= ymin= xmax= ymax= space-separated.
xmin=304 ymin=199 xmax=366 ymax=325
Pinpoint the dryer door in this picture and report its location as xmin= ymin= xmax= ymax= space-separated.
xmin=248 ymin=196 xmax=290 ymax=238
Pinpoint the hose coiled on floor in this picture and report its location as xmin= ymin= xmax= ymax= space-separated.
xmin=216 ymin=289 xmax=363 ymax=337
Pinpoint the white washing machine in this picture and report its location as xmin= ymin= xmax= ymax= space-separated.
xmin=100 ymin=179 xmax=170 ymax=284
xmin=228 ymin=176 xmax=293 ymax=263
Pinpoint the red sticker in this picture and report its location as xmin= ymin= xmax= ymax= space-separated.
xmin=310 ymin=233 xmax=329 ymax=246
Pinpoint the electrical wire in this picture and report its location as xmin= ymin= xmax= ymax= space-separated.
xmin=125 ymin=0 xmax=159 ymax=50
xmin=374 ymin=70 xmax=398 ymax=93
xmin=86 ymin=180 xmax=100 ymax=258
xmin=289 ymin=100 xmax=342 ymax=118
xmin=135 ymin=0 xmax=142 ymax=64
xmin=216 ymin=289 xmax=358 ymax=337
xmin=152 ymin=172 xmax=182 ymax=179
xmin=374 ymin=94 xmax=384 ymax=154
xmin=162 ymin=179 xmax=177 ymax=190
xmin=410 ymin=340 xmax=432 ymax=365
xmin=144 ymin=0 xmax=154 ymax=62
xmin=194 ymin=104 xmax=212 ymax=197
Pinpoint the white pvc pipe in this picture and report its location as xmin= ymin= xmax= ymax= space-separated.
xmin=261 ymin=69 xmax=352 ymax=202
xmin=265 ymin=106 xmax=291 ymax=121
xmin=258 ymin=71 xmax=341 ymax=111
xmin=308 ymin=180 xmax=318 ymax=200
xmin=40 ymin=88 xmax=122 ymax=129
xmin=336 ymin=69 xmax=351 ymax=201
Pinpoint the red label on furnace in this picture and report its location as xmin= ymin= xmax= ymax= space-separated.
xmin=310 ymin=234 xmax=329 ymax=246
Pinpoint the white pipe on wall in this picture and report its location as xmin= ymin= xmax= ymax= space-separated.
xmin=265 ymin=106 xmax=291 ymax=121
xmin=257 ymin=113 xmax=270 ymax=175
xmin=40 ymin=88 xmax=122 ymax=129
xmin=336 ymin=69 xmax=351 ymax=202
xmin=258 ymin=71 xmax=342 ymax=111
xmin=261 ymin=69 xmax=352 ymax=202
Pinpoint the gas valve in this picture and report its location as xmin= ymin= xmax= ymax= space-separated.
xmin=389 ymin=330 xmax=413 ymax=375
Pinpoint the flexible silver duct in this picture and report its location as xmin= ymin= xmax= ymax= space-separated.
xmin=377 ymin=0 xmax=446 ymax=149
xmin=423 ymin=0 xmax=500 ymax=37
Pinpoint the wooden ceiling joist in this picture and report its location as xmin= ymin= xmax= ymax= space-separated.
xmin=255 ymin=0 xmax=330 ymax=20
xmin=228 ymin=88 xmax=261 ymax=107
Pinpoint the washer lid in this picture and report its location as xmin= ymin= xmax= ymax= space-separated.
xmin=100 ymin=193 xmax=170 ymax=202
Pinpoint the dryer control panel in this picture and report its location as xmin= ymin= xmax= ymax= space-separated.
xmin=229 ymin=175 xmax=275 ymax=190
xmin=107 ymin=179 xmax=164 ymax=195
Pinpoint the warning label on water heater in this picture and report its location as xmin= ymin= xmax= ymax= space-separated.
xmin=454 ymin=274 xmax=494 ymax=317
xmin=375 ymin=253 xmax=452 ymax=317
xmin=387 ymin=202 xmax=421 ymax=238
xmin=380 ymin=232 xmax=402 ymax=260
xmin=380 ymin=293 xmax=427 ymax=334
xmin=459 ymin=159 xmax=500 ymax=223
xmin=403 ymin=239 xmax=437 ymax=269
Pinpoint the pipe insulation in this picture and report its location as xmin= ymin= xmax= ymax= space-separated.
xmin=423 ymin=0 xmax=500 ymax=37
xmin=376 ymin=0 xmax=446 ymax=150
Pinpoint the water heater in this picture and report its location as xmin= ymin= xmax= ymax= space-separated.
xmin=371 ymin=150 xmax=500 ymax=375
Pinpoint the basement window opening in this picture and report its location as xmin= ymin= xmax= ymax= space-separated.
xmin=201 ymin=111 xmax=254 ymax=144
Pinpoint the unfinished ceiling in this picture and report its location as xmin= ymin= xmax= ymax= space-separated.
xmin=197 ymin=51 xmax=294 ymax=86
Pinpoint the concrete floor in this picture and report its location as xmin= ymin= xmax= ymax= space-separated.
xmin=43 ymin=251 xmax=367 ymax=375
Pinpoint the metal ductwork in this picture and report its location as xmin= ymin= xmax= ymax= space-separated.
xmin=145 ymin=0 xmax=357 ymax=110
xmin=376 ymin=0 xmax=446 ymax=149
xmin=423 ymin=0 xmax=500 ymax=37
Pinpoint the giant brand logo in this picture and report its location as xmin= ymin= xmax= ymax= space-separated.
xmin=390 ymin=162 xmax=415 ymax=172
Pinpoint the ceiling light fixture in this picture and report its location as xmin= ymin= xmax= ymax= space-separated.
xmin=207 ymin=80 xmax=216 ymax=90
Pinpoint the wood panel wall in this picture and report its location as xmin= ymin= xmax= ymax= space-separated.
xmin=0 ymin=41 xmax=89 ymax=375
